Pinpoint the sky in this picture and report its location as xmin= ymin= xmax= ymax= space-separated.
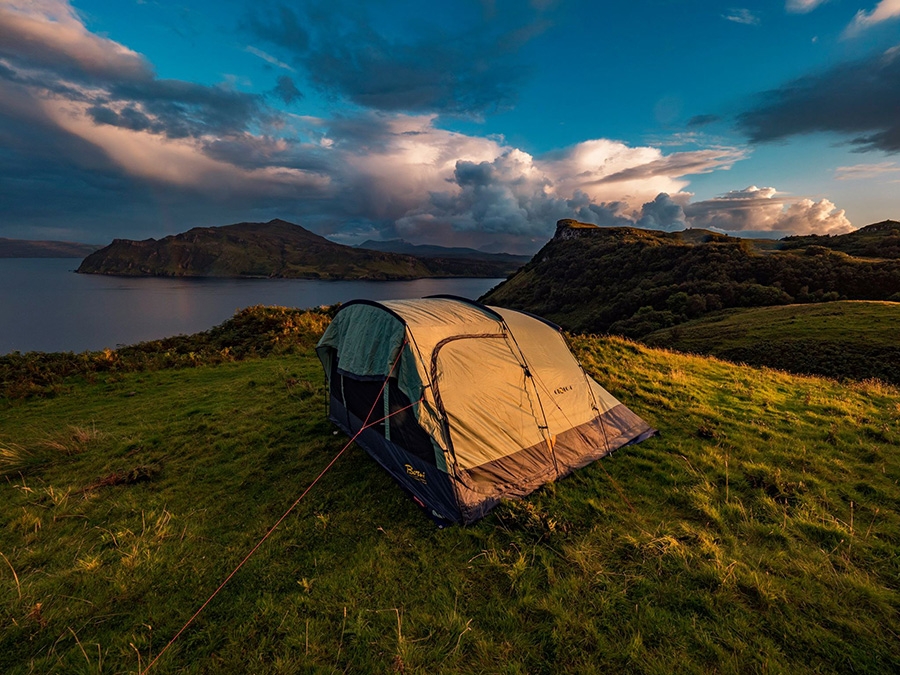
xmin=1 ymin=0 xmax=899 ymax=253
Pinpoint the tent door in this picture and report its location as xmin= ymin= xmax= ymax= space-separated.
xmin=432 ymin=335 xmax=555 ymax=481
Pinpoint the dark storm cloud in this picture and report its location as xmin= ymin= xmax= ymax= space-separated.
xmin=79 ymin=79 xmax=272 ymax=139
xmin=246 ymin=1 xmax=551 ymax=115
xmin=272 ymin=75 xmax=303 ymax=104
xmin=738 ymin=45 xmax=900 ymax=152
xmin=687 ymin=114 xmax=720 ymax=127
xmin=637 ymin=193 xmax=687 ymax=231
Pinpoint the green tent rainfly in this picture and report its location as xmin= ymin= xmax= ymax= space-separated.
xmin=316 ymin=296 xmax=656 ymax=524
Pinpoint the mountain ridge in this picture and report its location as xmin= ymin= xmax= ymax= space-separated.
xmin=77 ymin=219 xmax=522 ymax=280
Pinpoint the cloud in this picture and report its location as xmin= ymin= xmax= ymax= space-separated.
xmin=786 ymin=0 xmax=828 ymax=13
xmin=0 ymin=0 xmax=855 ymax=248
xmin=687 ymin=114 xmax=721 ymax=127
xmin=834 ymin=161 xmax=900 ymax=180
xmin=684 ymin=186 xmax=852 ymax=235
xmin=539 ymin=139 xmax=744 ymax=207
xmin=723 ymin=9 xmax=760 ymax=25
xmin=245 ymin=1 xmax=552 ymax=116
xmin=737 ymin=45 xmax=900 ymax=153
xmin=245 ymin=46 xmax=295 ymax=71
xmin=0 ymin=0 xmax=150 ymax=81
xmin=272 ymin=75 xmax=302 ymax=104
xmin=845 ymin=0 xmax=900 ymax=36
xmin=637 ymin=193 xmax=688 ymax=231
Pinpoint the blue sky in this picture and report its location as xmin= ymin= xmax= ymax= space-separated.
xmin=1 ymin=0 xmax=899 ymax=252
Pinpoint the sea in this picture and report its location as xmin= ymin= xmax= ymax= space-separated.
xmin=0 ymin=259 xmax=503 ymax=354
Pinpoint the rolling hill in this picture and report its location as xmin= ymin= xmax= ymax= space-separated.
xmin=1 ymin=307 xmax=898 ymax=673
xmin=0 ymin=238 xmax=99 ymax=258
xmin=643 ymin=301 xmax=900 ymax=385
xmin=780 ymin=220 xmax=900 ymax=259
xmin=482 ymin=219 xmax=900 ymax=337
xmin=77 ymin=219 xmax=522 ymax=280
xmin=357 ymin=239 xmax=531 ymax=265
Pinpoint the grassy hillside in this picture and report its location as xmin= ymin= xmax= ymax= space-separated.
xmin=643 ymin=301 xmax=900 ymax=385
xmin=77 ymin=220 xmax=520 ymax=280
xmin=1 ymin=309 xmax=899 ymax=673
xmin=780 ymin=220 xmax=900 ymax=259
xmin=482 ymin=219 xmax=900 ymax=338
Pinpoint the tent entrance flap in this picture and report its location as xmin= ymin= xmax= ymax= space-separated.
xmin=433 ymin=335 xmax=554 ymax=476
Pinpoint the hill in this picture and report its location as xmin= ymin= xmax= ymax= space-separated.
xmin=77 ymin=219 xmax=520 ymax=280
xmin=643 ymin=301 xmax=900 ymax=385
xmin=780 ymin=220 xmax=900 ymax=259
xmin=0 ymin=238 xmax=99 ymax=258
xmin=482 ymin=219 xmax=900 ymax=338
xmin=358 ymin=239 xmax=531 ymax=265
xmin=1 ymin=307 xmax=899 ymax=673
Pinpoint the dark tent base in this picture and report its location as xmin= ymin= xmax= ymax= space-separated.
xmin=328 ymin=392 xmax=655 ymax=525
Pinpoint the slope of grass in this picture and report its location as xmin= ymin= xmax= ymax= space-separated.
xmin=1 ymin=313 xmax=899 ymax=674
xmin=643 ymin=301 xmax=900 ymax=385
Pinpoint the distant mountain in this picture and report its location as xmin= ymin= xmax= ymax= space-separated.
xmin=357 ymin=239 xmax=530 ymax=266
xmin=77 ymin=219 xmax=521 ymax=280
xmin=482 ymin=219 xmax=900 ymax=338
xmin=0 ymin=238 xmax=100 ymax=258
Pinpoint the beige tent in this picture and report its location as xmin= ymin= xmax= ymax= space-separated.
xmin=316 ymin=296 xmax=655 ymax=524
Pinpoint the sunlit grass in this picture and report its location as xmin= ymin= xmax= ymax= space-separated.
xmin=0 ymin=312 xmax=898 ymax=673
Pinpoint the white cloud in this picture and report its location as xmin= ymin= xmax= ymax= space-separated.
xmin=684 ymin=186 xmax=853 ymax=235
xmin=786 ymin=0 xmax=828 ymax=13
xmin=845 ymin=0 xmax=900 ymax=36
xmin=245 ymin=46 xmax=295 ymax=72
xmin=834 ymin=161 xmax=900 ymax=180
xmin=0 ymin=0 xmax=149 ymax=80
xmin=40 ymin=93 xmax=327 ymax=195
xmin=723 ymin=9 xmax=761 ymax=25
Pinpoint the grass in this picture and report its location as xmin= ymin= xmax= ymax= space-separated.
xmin=642 ymin=301 xmax=900 ymax=384
xmin=1 ymin=311 xmax=899 ymax=673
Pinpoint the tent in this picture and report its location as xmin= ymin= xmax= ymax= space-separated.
xmin=315 ymin=296 xmax=656 ymax=524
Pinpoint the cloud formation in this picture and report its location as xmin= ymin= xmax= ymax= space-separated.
xmin=834 ymin=161 xmax=900 ymax=180
xmin=0 ymin=0 xmax=858 ymax=247
xmin=684 ymin=186 xmax=852 ymax=235
xmin=845 ymin=0 xmax=900 ymax=36
xmin=738 ymin=45 xmax=900 ymax=153
xmin=786 ymin=0 xmax=828 ymax=13
xmin=0 ymin=0 xmax=149 ymax=81
xmin=245 ymin=1 xmax=551 ymax=116
xmin=723 ymin=9 xmax=761 ymax=25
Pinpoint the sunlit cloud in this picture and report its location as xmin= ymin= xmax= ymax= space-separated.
xmin=684 ymin=185 xmax=852 ymax=235
xmin=844 ymin=0 xmax=900 ymax=37
xmin=723 ymin=9 xmax=761 ymax=25
xmin=245 ymin=46 xmax=295 ymax=72
xmin=0 ymin=0 xmax=150 ymax=81
xmin=834 ymin=161 xmax=900 ymax=181
xmin=786 ymin=0 xmax=828 ymax=13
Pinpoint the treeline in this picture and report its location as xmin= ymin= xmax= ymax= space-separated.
xmin=483 ymin=227 xmax=900 ymax=337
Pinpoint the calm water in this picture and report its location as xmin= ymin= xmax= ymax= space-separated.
xmin=0 ymin=259 xmax=503 ymax=354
